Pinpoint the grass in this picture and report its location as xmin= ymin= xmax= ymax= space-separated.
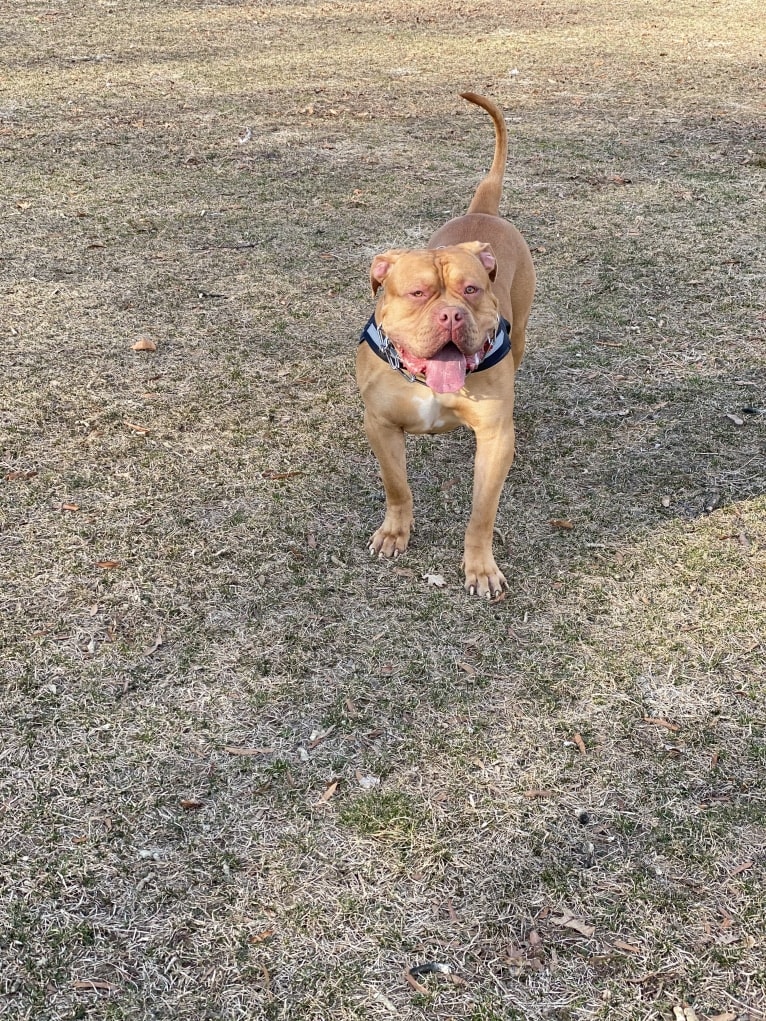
xmin=2 ymin=0 xmax=765 ymax=1019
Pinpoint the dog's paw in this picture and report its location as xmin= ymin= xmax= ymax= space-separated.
xmin=463 ymin=555 xmax=508 ymax=600
xmin=369 ymin=519 xmax=411 ymax=559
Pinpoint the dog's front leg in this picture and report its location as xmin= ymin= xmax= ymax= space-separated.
xmin=463 ymin=422 xmax=516 ymax=598
xmin=364 ymin=413 xmax=414 ymax=558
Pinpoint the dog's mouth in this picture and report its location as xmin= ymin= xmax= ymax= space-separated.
xmin=395 ymin=340 xmax=488 ymax=393
xmin=423 ymin=342 xmax=467 ymax=393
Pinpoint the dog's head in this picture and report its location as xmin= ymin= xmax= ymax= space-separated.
xmin=370 ymin=243 xmax=499 ymax=393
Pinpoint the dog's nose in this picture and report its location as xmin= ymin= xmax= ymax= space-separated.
xmin=438 ymin=307 xmax=465 ymax=327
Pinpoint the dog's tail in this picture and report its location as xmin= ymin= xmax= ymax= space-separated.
xmin=461 ymin=92 xmax=507 ymax=216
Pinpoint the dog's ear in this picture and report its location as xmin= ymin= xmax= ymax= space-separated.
xmin=459 ymin=241 xmax=498 ymax=281
xmin=370 ymin=249 xmax=407 ymax=295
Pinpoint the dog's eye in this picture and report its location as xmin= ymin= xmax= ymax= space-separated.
xmin=411 ymin=289 xmax=425 ymax=298
xmin=464 ymin=285 xmax=479 ymax=295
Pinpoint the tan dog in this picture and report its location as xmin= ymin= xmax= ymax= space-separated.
xmin=356 ymin=93 xmax=535 ymax=598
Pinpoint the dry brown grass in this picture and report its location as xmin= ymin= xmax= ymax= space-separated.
xmin=1 ymin=1 xmax=765 ymax=1019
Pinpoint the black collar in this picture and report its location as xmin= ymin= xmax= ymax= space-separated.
xmin=359 ymin=314 xmax=511 ymax=385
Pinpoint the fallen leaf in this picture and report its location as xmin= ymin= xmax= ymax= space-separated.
xmin=261 ymin=470 xmax=303 ymax=480
xmin=612 ymin=939 xmax=642 ymax=954
xmin=224 ymin=746 xmax=273 ymax=756
xmin=368 ymin=988 xmax=399 ymax=1013
xmin=314 ymin=780 xmax=339 ymax=805
xmin=458 ymin=661 xmax=477 ymax=676
xmin=179 ymin=799 xmax=204 ymax=810
xmin=672 ymin=1007 xmax=700 ymax=1021
xmin=643 ymin=716 xmax=681 ymax=733
xmin=707 ymin=1013 xmax=736 ymax=1021
xmin=423 ymin=573 xmax=447 ymax=587
xmin=551 ymin=911 xmax=595 ymax=937
xmin=95 ymin=560 xmax=121 ymax=569
xmin=72 ymin=980 xmax=119 ymax=992
xmin=5 ymin=470 xmax=37 ymax=481
xmin=60 ymin=502 xmax=80 ymax=512
xmin=524 ymin=789 xmax=555 ymax=799
xmin=730 ymin=860 xmax=754 ymax=876
xmin=448 ymin=972 xmax=468 ymax=986
xmin=132 ymin=337 xmax=157 ymax=352
xmin=393 ymin=566 xmax=417 ymax=578
xmin=550 ymin=518 xmax=574 ymax=530
xmin=123 ymin=420 xmax=151 ymax=434
xmin=725 ymin=413 xmax=744 ymax=427
xmin=249 ymin=928 xmax=275 ymax=944
xmin=573 ymin=732 xmax=587 ymax=755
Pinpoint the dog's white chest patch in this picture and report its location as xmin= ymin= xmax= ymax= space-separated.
xmin=410 ymin=391 xmax=458 ymax=434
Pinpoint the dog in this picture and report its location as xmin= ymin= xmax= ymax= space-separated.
xmin=356 ymin=93 xmax=535 ymax=598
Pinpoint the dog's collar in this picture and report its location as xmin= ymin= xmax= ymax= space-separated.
xmin=359 ymin=314 xmax=511 ymax=386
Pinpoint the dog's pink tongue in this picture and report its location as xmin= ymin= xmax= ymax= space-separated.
xmin=424 ymin=344 xmax=467 ymax=394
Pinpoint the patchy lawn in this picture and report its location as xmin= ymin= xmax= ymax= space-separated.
xmin=1 ymin=1 xmax=764 ymax=1019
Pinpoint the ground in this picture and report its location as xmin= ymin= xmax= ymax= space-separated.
xmin=1 ymin=1 xmax=765 ymax=1019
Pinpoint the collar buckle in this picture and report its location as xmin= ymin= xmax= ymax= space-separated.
xmin=379 ymin=331 xmax=418 ymax=383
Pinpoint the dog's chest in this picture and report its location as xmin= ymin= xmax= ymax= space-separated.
xmin=406 ymin=390 xmax=462 ymax=435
